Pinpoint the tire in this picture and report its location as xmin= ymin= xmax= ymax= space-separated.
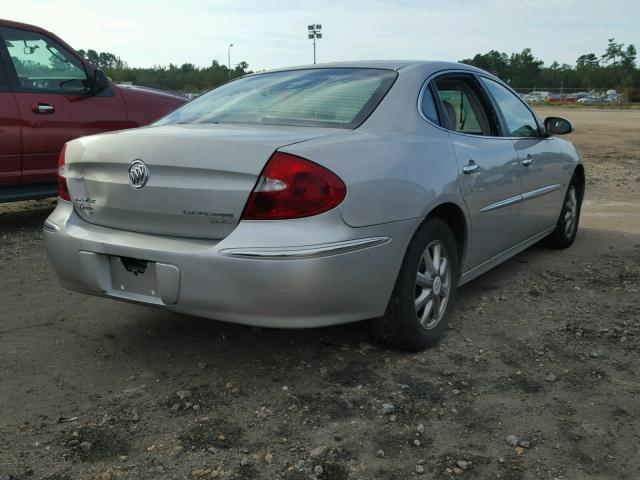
xmin=542 ymin=174 xmax=583 ymax=249
xmin=372 ymin=217 xmax=460 ymax=352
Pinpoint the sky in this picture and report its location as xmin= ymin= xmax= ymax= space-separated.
xmin=2 ymin=0 xmax=638 ymax=71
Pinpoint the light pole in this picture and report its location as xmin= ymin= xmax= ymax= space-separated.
xmin=228 ymin=43 xmax=233 ymax=80
xmin=307 ymin=24 xmax=322 ymax=64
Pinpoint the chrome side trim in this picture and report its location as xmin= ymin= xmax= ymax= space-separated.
xmin=521 ymin=183 xmax=562 ymax=201
xmin=480 ymin=184 xmax=563 ymax=213
xmin=480 ymin=194 xmax=522 ymax=213
xmin=220 ymin=236 xmax=391 ymax=260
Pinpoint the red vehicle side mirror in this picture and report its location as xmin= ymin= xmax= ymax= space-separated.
xmin=91 ymin=69 xmax=110 ymax=93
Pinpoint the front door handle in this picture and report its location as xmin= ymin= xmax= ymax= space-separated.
xmin=32 ymin=103 xmax=55 ymax=114
xmin=462 ymin=160 xmax=480 ymax=174
xmin=522 ymin=155 xmax=535 ymax=167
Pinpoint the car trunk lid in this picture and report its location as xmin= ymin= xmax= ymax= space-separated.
xmin=65 ymin=124 xmax=342 ymax=239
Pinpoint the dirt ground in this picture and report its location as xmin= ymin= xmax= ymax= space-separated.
xmin=1 ymin=107 xmax=639 ymax=480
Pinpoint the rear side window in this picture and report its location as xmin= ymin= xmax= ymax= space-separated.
xmin=481 ymin=77 xmax=540 ymax=137
xmin=156 ymin=68 xmax=397 ymax=129
xmin=420 ymin=86 xmax=439 ymax=124
xmin=433 ymin=76 xmax=497 ymax=136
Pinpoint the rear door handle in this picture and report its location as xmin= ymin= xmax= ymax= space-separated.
xmin=462 ymin=160 xmax=480 ymax=174
xmin=522 ymin=155 xmax=535 ymax=166
xmin=32 ymin=103 xmax=55 ymax=114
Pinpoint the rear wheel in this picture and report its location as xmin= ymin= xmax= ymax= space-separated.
xmin=372 ymin=218 xmax=459 ymax=351
xmin=543 ymin=174 xmax=582 ymax=249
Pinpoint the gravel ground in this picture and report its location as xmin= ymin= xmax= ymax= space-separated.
xmin=1 ymin=107 xmax=639 ymax=480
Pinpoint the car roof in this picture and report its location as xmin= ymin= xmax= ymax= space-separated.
xmin=264 ymin=60 xmax=487 ymax=75
xmin=1 ymin=18 xmax=62 ymax=39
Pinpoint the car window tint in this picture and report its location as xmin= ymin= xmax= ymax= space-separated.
xmin=420 ymin=86 xmax=439 ymax=125
xmin=156 ymin=68 xmax=397 ymax=129
xmin=0 ymin=60 xmax=9 ymax=90
xmin=434 ymin=77 xmax=493 ymax=136
xmin=481 ymin=77 xmax=540 ymax=137
xmin=1 ymin=27 xmax=88 ymax=92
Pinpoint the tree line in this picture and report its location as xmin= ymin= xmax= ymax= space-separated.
xmin=78 ymin=38 xmax=638 ymax=99
xmin=77 ymin=49 xmax=252 ymax=93
xmin=460 ymin=38 xmax=638 ymax=99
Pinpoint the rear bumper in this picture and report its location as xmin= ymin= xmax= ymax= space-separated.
xmin=44 ymin=201 xmax=417 ymax=328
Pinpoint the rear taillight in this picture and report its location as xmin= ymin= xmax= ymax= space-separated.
xmin=57 ymin=144 xmax=71 ymax=201
xmin=242 ymin=152 xmax=346 ymax=220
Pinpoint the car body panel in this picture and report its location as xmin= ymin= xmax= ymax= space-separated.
xmin=0 ymin=90 xmax=21 ymax=186
xmin=283 ymin=129 xmax=461 ymax=227
xmin=44 ymin=60 xmax=583 ymax=328
xmin=117 ymin=86 xmax=186 ymax=126
xmin=450 ymin=134 xmax=523 ymax=267
xmin=512 ymin=137 xmax=566 ymax=238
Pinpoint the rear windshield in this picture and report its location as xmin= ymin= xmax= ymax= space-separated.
xmin=155 ymin=68 xmax=397 ymax=129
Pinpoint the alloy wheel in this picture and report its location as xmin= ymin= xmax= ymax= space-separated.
xmin=415 ymin=240 xmax=451 ymax=330
xmin=564 ymin=185 xmax=578 ymax=236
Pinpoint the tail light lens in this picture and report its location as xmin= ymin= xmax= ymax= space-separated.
xmin=242 ymin=152 xmax=346 ymax=220
xmin=57 ymin=144 xmax=71 ymax=201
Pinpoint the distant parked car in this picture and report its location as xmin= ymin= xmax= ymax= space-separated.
xmin=0 ymin=19 xmax=186 ymax=203
xmin=45 ymin=61 xmax=585 ymax=351
xmin=545 ymin=93 xmax=577 ymax=103
xmin=577 ymin=96 xmax=602 ymax=104
xmin=523 ymin=91 xmax=549 ymax=102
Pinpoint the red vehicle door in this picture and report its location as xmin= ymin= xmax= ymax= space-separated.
xmin=0 ymin=26 xmax=132 ymax=185
xmin=0 ymin=56 xmax=21 ymax=186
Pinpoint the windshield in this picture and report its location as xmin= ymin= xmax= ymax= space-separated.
xmin=155 ymin=68 xmax=397 ymax=129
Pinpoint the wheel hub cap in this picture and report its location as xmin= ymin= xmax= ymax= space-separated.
xmin=432 ymin=276 xmax=442 ymax=296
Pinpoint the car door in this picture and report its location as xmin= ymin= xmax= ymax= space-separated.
xmin=431 ymin=73 xmax=522 ymax=270
xmin=0 ymin=26 xmax=130 ymax=185
xmin=480 ymin=76 xmax=564 ymax=239
xmin=0 ymin=51 xmax=21 ymax=186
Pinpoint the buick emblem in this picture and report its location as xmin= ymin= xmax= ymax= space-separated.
xmin=128 ymin=160 xmax=149 ymax=189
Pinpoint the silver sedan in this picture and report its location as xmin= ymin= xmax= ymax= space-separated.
xmin=44 ymin=61 xmax=584 ymax=351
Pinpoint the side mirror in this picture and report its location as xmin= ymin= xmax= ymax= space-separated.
xmin=544 ymin=117 xmax=573 ymax=135
xmin=91 ymin=69 xmax=110 ymax=93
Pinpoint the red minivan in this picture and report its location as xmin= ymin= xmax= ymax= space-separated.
xmin=0 ymin=19 xmax=186 ymax=202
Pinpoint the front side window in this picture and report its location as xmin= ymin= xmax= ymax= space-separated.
xmin=156 ymin=68 xmax=397 ymax=129
xmin=481 ymin=77 xmax=540 ymax=137
xmin=1 ymin=27 xmax=88 ymax=92
xmin=433 ymin=76 xmax=496 ymax=136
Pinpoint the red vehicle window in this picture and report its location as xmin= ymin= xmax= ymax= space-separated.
xmin=1 ymin=27 xmax=89 ymax=93
xmin=0 ymin=57 xmax=9 ymax=90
